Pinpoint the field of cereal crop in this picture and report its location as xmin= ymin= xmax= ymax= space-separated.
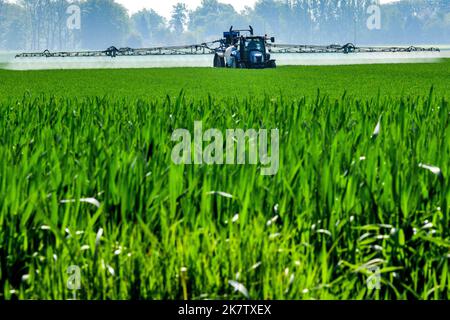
xmin=0 ymin=61 xmax=449 ymax=299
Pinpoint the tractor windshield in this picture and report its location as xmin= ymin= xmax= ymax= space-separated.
xmin=245 ymin=38 xmax=265 ymax=52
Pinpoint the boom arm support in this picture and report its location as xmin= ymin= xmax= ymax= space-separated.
xmin=15 ymin=43 xmax=441 ymax=59
xmin=269 ymin=43 xmax=441 ymax=54
xmin=15 ymin=42 xmax=222 ymax=58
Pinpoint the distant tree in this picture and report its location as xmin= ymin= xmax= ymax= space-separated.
xmin=0 ymin=0 xmax=5 ymax=45
xmin=0 ymin=0 xmax=6 ymax=47
xmin=131 ymin=9 xmax=168 ymax=45
xmin=53 ymin=0 xmax=71 ymax=50
xmin=170 ymin=3 xmax=188 ymax=34
xmin=80 ymin=0 xmax=130 ymax=49
xmin=21 ymin=0 xmax=40 ymax=49
xmin=411 ymin=0 xmax=450 ymax=43
xmin=133 ymin=11 xmax=150 ymax=38
xmin=0 ymin=2 xmax=27 ymax=50
xmin=290 ymin=0 xmax=313 ymax=42
xmin=1 ymin=0 xmax=449 ymax=51
xmin=253 ymin=0 xmax=284 ymax=36
xmin=188 ymin=0 xmax=242 ymax=41
xmin=4 ymin=20 xmax=26 ymax=50
xmin=125 ymin=32 xmax=142 ymax=48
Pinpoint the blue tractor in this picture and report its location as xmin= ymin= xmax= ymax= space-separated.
xmin=213 ymin=26 xmax=277 ymax=69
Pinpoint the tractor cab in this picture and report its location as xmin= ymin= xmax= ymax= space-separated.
xmin=238 ymin=36 xmax=273 ymax=69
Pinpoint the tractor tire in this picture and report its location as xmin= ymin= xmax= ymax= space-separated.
xmin=213 ymin=54 xmax=225 ymax=68
xmin=238 ymin=62 xmax=247 ymax=69
xmin=267 ymin=60 xmax=277 ymax=69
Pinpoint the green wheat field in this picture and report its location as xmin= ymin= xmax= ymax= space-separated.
xmin=0 ymin=61 xmax=449 ymax=300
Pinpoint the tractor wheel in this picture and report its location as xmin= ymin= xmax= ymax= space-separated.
xmin=267 ymin=60 xmax=277 ymax=69
xmin=342 ymin=43 xmax=356 ymax=54
xmin=213 ymin=54 xmax=225 ymax=68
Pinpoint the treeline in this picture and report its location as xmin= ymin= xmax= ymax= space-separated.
xmin=0 ymin=0 xmax=448 ymax=51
